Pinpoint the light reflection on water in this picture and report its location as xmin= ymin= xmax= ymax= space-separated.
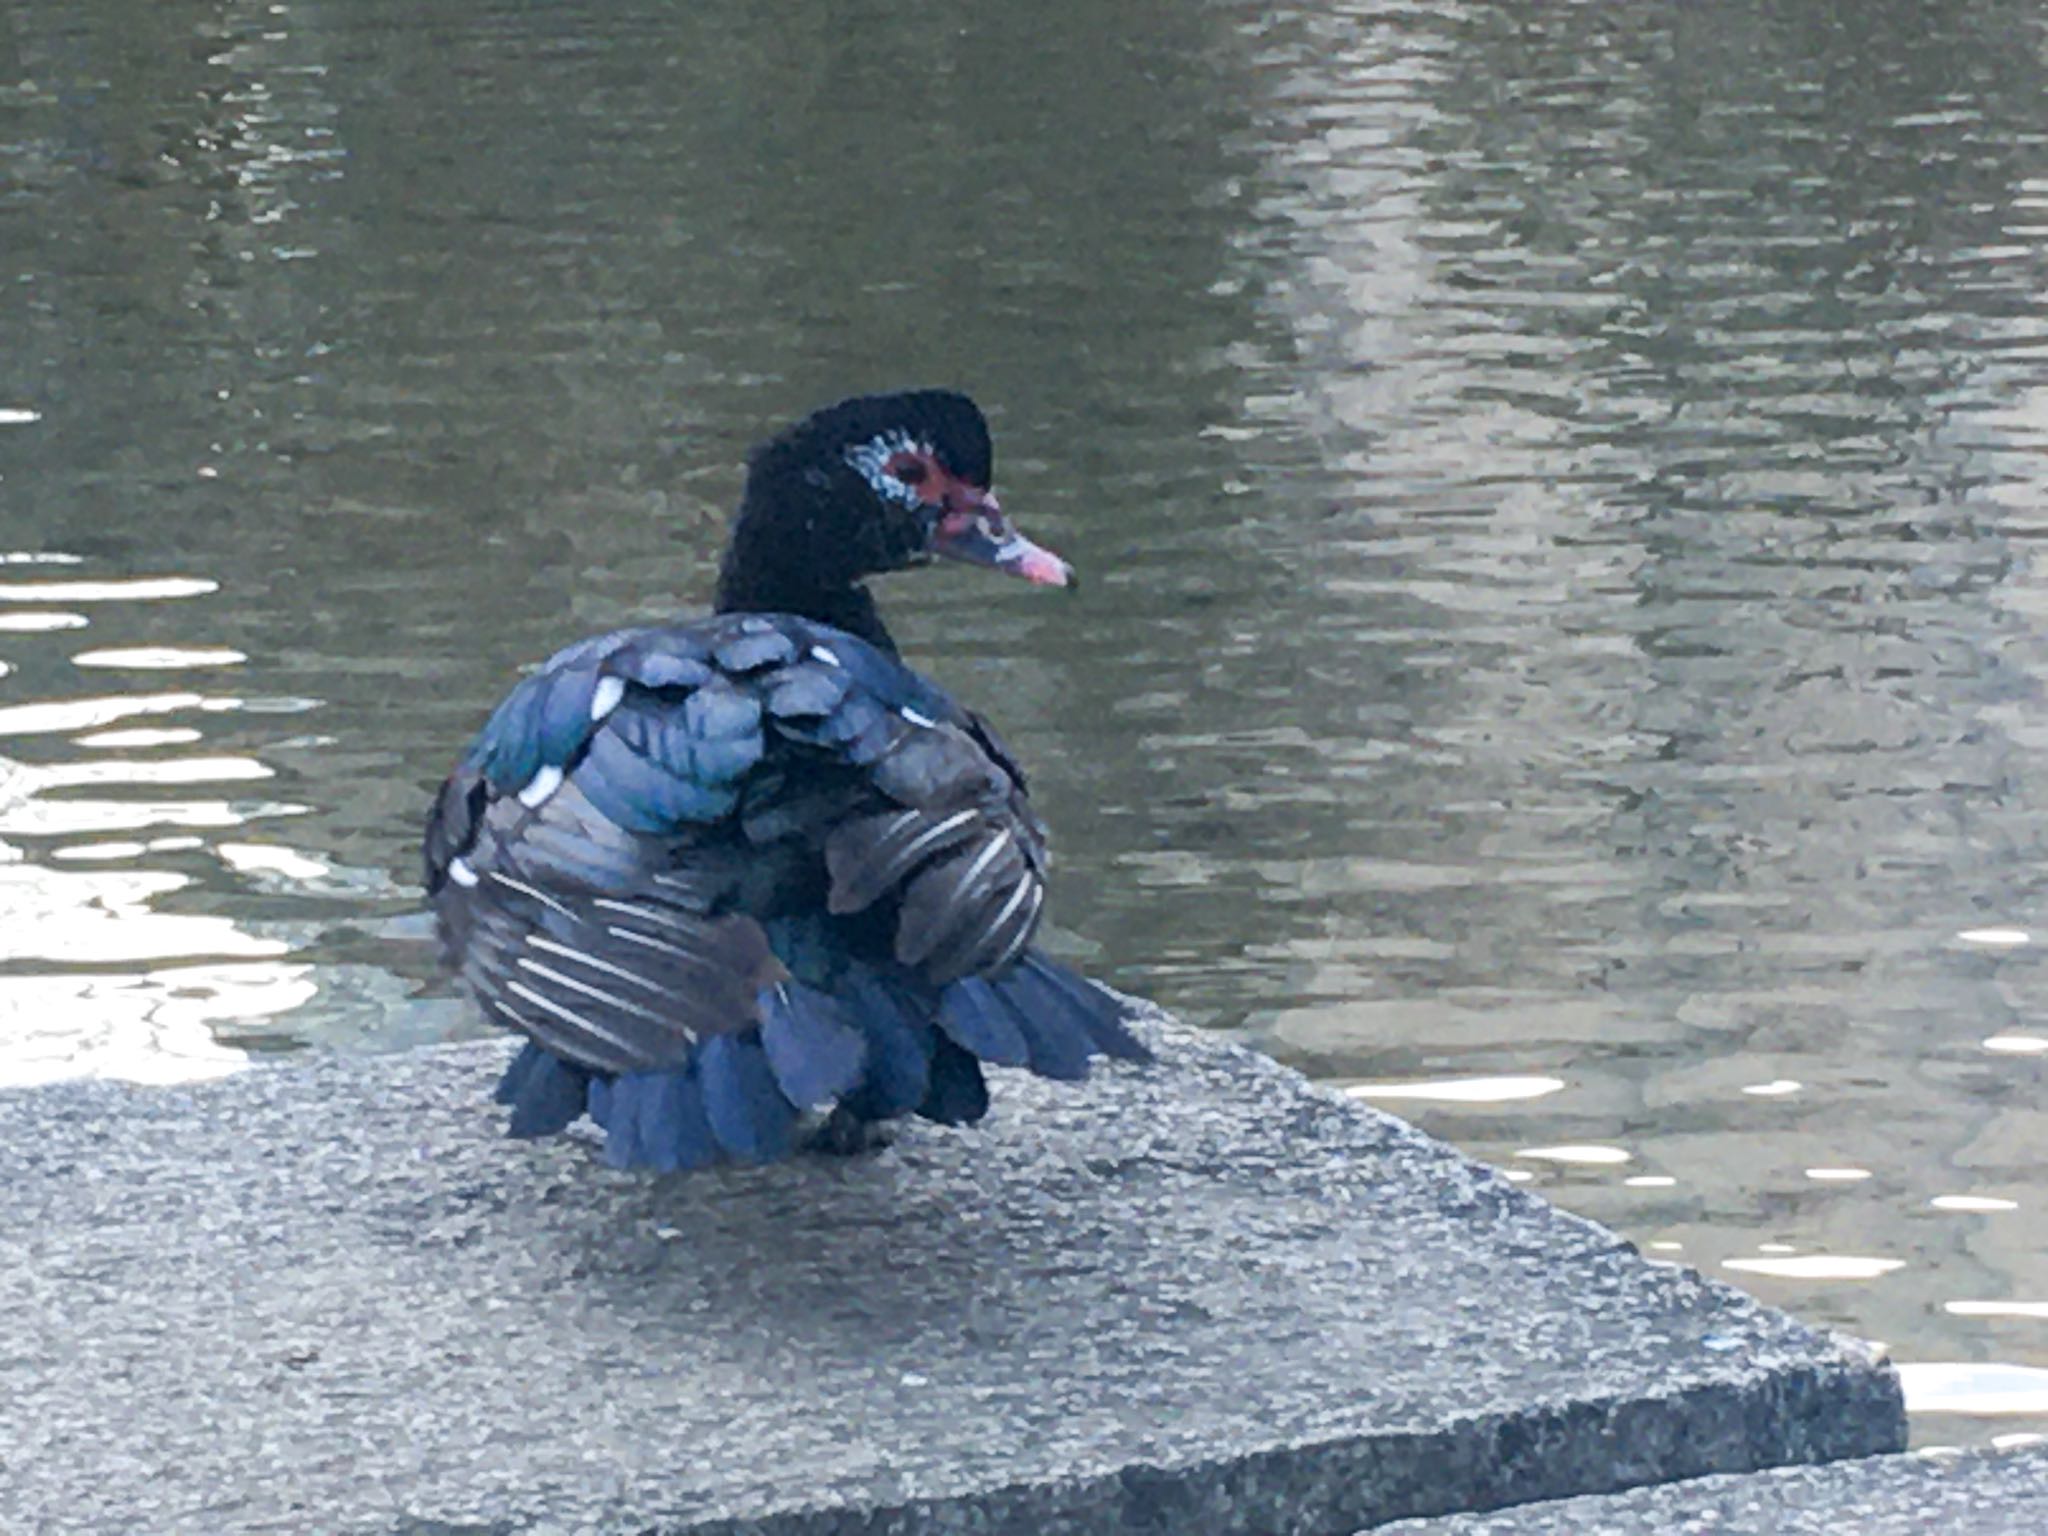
xmin=0 ymin=558 xmax=432 ymax=1082
xmin=5 ymin=0 xmax=2048 ymax=1444
xmin=0 ymin=567 xmax=246 ymax=1078
xmin=1902 ymin=1362 xmax=2048 ymax=1419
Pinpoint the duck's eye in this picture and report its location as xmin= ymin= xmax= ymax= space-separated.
xmin=888 ymin=455 xmax=929 ymax=486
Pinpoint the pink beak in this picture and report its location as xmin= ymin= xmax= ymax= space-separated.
xmin=929 ymin=492 xmax=1074 ymax=588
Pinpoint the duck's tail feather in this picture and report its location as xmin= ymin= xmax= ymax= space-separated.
xmin=588 ymin=1068 xmax=718 ymax=1171
xmin=584 ymin=975 xmax=877 ymax=1169
xmin=833 ymin=969 xmax=940 ymax=1122
xmin=759 ymin=980 xmax=868 ymax=1108
xmin=491 ymin=950 xmax=1143 ymax=1169
xmin=938 ymin=949 xmax=1150 ymax=1079
xmin=583 ymin=1034 xmax=801 ymax=1169
xmin=703 ymin=1033 xmax=804 ymax=1161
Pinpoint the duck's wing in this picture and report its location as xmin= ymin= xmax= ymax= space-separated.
xmin=425 ymin=622 xmax=800 ymax=1077
xmin=769 ymin=629 xmax=1051 ymax=985
xmin=424 ymin=615 xmax=1053 ymax=1076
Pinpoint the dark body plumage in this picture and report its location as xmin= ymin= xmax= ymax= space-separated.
xmin=424 ymin=391 xmax=1144 ymax=1170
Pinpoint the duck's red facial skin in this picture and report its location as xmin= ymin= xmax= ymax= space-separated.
xmin=883 ymin=451 xmax=985 ymax=517
xmin=929 ymin=490 xmax=1073 ymax=589
xmin=876 ymin=447 xmax=1073 ymax=588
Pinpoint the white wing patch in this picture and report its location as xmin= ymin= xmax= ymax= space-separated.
xmin=517 ymin=764 xmax=566 ymax=808
xmin=589 ymin=675 xmax=628 ymax=721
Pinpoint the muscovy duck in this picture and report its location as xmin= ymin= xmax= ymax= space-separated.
xmin=423 ymin=390 xmax=1146 ymax=1169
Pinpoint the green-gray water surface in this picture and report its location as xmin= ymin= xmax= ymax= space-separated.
xmin=6 ymin=0 xmax=2048 ymax=1444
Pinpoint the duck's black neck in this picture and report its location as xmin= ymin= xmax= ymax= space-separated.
xmin=714 ymin=560 xmax=897 ymax=655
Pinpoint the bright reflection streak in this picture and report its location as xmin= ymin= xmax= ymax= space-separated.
xmin=74 ymin=728 xmax=205 ymax=749
xmin=1957 ymin=928 xmax=2030 ymax=947
xmin=0 ymin=968 xmax=292 ymax=1087
xmin=1932 ymin=1195 xmax=2020 ymax=1213
xmin=1806 ymin=1167 xmax=1873 ymax=1182
xmin=34 ymin=756 xmax=271 ymax=789
xmin=0 ymin=612 xmax=87 ymax=632
xmin=73 ymin=646 xmax=248 ymax=669
xmin=49 ymin=841 xmax=151 ymax=862
xmin=1517 ymin=1144 xmax=1631 ymax=1164
xmin=0 ymin=749 xmax=288 ymax=839
xmin=1898 ymin=1362 xmax=2048 ymax=1416
xmin=1345 ymin=1074 xmax=1565 ymax=1103
xmin=0 ymin=577 xmax=217 ymax=602
xmin=1725 ymin=1255 xmax=1905 ymax=1280
xmin=0 ymin=797 xmax=304 ymax=838
xmin=217 ymin=842 xmax=328 ymax=880
xmin=1742 ymin=1079 xmax=1803 ymax=1097
xmin=1984 ymin=1035 xmax=2048 ymax=1054
xmin=1948 ymin=1301 xmax=2048 ymax=1319
xmin=0 ymin=408 xmax=41 ymax=425
xmin=0 ymin=865 xmax=285 ymax=965
xmin=0 ymin=692 xmax=207 ymax=737
xmin=1625 ymin=1175 xmax=1677 ymax=1188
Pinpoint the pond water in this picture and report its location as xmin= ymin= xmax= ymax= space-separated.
xmin=7 ymin=0 xmax=2048 ymax=1445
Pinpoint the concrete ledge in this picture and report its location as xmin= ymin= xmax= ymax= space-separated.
xmin=2 ymin=1006 xmax=1903 ymax=1534
xmin=1375 ymin=1446 xmax=2048 ymax=1533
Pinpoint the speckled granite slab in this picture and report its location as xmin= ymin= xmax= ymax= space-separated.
xmin=1374 ymin=1445 xmax=2048 ymax=1534
xmin=1 ymin=1005 xmax=1902 ymax=1535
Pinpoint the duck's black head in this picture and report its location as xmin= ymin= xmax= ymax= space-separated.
xmin=715 ymin=390 xmax=1071 ymax=652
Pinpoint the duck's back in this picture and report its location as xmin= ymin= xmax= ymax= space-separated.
xmin=425 ymin=611 xmax=1142 ymax=1169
